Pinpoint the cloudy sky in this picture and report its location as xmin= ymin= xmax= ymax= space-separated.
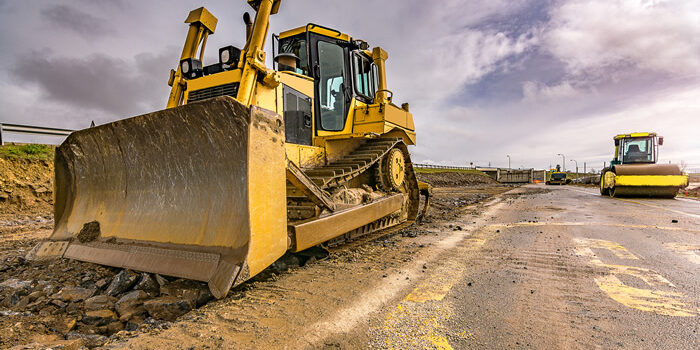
xmin=1 ymin=0 xmax=699 ymax=171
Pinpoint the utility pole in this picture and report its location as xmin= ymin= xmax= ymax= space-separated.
xmin=583 ymin=162 xmax=586 ymax=174
xmin=557 ymin=153 xmax=566 ymax=171
xmin=570 ymin=159 xmax=578 ymax=181
xmin=507 ymin=155 xmax=511 ymax=170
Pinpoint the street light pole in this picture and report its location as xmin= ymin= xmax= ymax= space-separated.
xmin=507 ymin=155 xmax=511 ymax=170
xmin=557 ymin=153 xmax=565 ymax=171
xmin=570 ymin=159 xmax=578 ymax=181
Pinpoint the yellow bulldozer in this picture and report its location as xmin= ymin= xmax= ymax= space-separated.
xmin=29 ymin=0 xmax=430 ymax=298
xmin=600 ymin=132 xmax=688 ymax=198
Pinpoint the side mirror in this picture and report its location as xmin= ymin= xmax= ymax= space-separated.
xmin=658 ymin=136 xmax=664 ymax=145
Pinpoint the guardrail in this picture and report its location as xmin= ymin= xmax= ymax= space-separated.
xmin=414 ymin=163 xmax=536 ymax=183
xmin=413 ymin=163 xmax=474 ymax=170
xmin=0 ymin=123 xmax=74 ymax=145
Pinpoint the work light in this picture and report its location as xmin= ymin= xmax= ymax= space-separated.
xmin=219 ymin=46 xmax=241 ymax=66
xmin=179 ymin=58 xmax=203 ymax=79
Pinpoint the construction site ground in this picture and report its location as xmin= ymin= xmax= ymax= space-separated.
xmin=1 ymin=156 xmax=699 ymax=349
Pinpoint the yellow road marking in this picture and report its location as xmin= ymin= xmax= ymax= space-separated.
xmin=382 ymin=231 xmax=494 ymax=349
xmin=493 ymin=221 xmax=700 ymax=233
xmin=611 ymin=197 xmax=700 ymax=220
xmin=574 ymin=238 xmax=696 ymax=317
xmin=573 ymin=238 xmax=639 ymax=260
xmin=561 ymin=186 xmax=700 ymax=219
xmin=594 ymin=275 xmax=697 ymax=317
xmin=405 ymin=238 xmax=486 ymax=303
xmin=664 ymin=243 xmax=700 ymax=265
xmin=589 ymin=258 xmax=674 ymax=288
xmin=428 ymin=334 xmax=454 ymax=350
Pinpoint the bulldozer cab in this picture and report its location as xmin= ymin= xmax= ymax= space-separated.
xmin=276 ymin=25 xmax=383 ymax=141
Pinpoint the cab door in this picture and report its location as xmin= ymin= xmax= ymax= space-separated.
xmin=310 ymin=36 xmax=351 ymax=133
xmin=283 ymin=86 xmax=312 ymax=146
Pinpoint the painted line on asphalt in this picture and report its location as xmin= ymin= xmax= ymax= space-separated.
xmin=381 ymin=227 xmax=498 ymax=349
xmin=563 ymin=187 xmax=599 ymax=196
xmin=611 ymin=197 xmax=700 ymax=220
xmin=493 ymin=221 xmax=700 ymax=233
xmin=664 ymin=243 xmax=700 ymax=265
xmin=573 ymin=238 xmax=639 ymax=260
xmin=561 ymin=186 xmax=700 ymax=220
xmin=574 ymin=238 xmax=698 ymax=317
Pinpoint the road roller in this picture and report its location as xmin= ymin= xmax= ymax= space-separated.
xmin=600 ymin=132 xmax=688 ymax=198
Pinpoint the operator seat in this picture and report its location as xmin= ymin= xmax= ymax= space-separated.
xmin=625 ymin=144 xmax=645 ymax=162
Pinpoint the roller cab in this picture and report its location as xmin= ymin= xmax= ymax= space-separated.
xmin=600 ymin=132 xmax=688 ymax=198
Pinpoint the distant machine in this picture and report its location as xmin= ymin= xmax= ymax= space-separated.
xmin=600 ymin=132 xmax=688 ymax=198
xmin=546 ymin=165 xmax=568 ymax=185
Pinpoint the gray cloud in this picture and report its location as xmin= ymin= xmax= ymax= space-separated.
xmin=545 ymin=0 xmax=700 ymax=77
xmin=40 ymin=4 xmax=113 ymax=38
xmin=12 ymin=48 xmax=175 ymax=118
xmin=0 ymin=0 xmax=697 ymax=169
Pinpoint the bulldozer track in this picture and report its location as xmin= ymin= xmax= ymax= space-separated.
xmin=317 ymin=139 xmax=422 ymax=248
xmin=286 ymin=138 xmax=421 ymax=250
xmin=305 ymin=138 xmax=403 ymax=189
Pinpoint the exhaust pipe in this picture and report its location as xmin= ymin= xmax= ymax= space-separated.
xmin=243 ymin=12 xmax=253 ymax=41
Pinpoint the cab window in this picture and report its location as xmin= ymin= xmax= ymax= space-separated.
xmin=278 ymin=35 xmax=310 ymax=76
xmin=317 ymin=41 xmax=346 ymax=131
xmin=622 ymin=137 xmax=654 ymax=163
xmin=352 ymin=52 xmax=376 ymax=101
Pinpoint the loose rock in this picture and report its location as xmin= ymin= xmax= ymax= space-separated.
xmin=82 ymin=309 xmax=119 ymax=326
xmin=154 ymin=274 xmax=169 ymax=287
xmin=133 ymin=273 xmax=160 ymax=296
xmin=84 ymin=295 xmax=117 ymax=311
xmin=105 ymin=270 xmax=139 ymax=296
xmin=66 ymin=331 xmax=108 ymax=348
xmin=52 ymin=286 xmax=95 ymax=302
xmin=161 ymin=279 xmax=212 ymax=307
xmin=144 ymin=296 xmax=193 ymax=321
xmin=115 ymin=290 xmax=148 ymax=321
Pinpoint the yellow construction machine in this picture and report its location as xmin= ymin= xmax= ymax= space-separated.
xmin=29 ymin=1 xmax=430 ymax=298
xmin=546 ymin=165 xmax=568 ymax=185
xmin=600 ymin=132 xmax=688 ymax=198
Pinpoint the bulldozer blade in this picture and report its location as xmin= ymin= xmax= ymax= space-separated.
xmin=41 ymin=96 xmax=288 ymax=298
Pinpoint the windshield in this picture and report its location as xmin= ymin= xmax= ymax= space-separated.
xmin=278 ymin=35 xmax=310 ymax=76
xmin=621 ymin=137 xmax=654 ymax=163
xmin=552 ymin=173 xmax=566 ymax=180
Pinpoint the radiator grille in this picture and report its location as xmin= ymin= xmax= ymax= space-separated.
xmin=187 ymin=83 xmax=240 ymax=103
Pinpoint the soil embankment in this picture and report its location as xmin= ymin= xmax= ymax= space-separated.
xmin=0 ymin=156 xmax=54 ymax=217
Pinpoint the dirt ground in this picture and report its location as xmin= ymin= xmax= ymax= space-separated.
xmin=0 ymin=162 xmax=514 ymax=349
xmin=0 ymin=157 xmax=54 ymax=217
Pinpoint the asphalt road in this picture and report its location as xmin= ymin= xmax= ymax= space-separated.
xmin=373 ymin=185 xmax=699 ymax=349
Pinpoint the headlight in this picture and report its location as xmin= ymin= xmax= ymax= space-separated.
xmin=179 ymin=58 xmax=203 ymax=79
xmin=219 ymin=45 xmax=241 ymax=66
xmin=181 ymin=60 xmax=190 ymax=74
